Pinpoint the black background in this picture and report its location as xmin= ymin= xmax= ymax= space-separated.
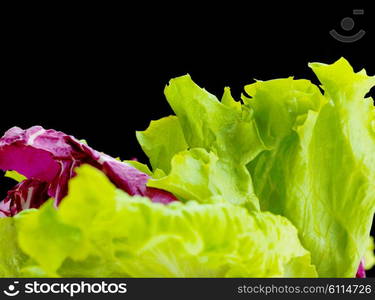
xmin=1 ymin=4 xmax=374 ymax=276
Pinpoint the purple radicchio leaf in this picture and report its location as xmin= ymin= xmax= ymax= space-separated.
xmin=0 ymin=179 xmax=49 ymax=217
xmin=0 ymin=126 xmax=177 ymax=216
xmin=356 ymin=258 xmax=366 ymax=278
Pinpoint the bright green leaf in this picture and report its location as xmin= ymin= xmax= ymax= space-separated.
xmin=5 ymin=170 xmax=27 ymax=182
xmin=247 ymin=58 xmax=375 ymax=277
xmin=136 ymin=116 xmax=188 ymax=174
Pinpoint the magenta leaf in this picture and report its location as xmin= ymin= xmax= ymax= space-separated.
xmin=356 ymin=259 xmax=366 ymax=278
xmin=0 ymin=126 xmax=177 ymax=216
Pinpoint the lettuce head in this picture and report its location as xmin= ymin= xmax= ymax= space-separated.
xmin=0 ymin=58 xmax=374 ymax=278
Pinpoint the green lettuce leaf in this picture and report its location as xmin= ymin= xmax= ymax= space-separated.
xmin=0 ymin=218 xmax=27 ymax=277
xmin=123 ymin=160 xmax=153 ymax=176
xmin=164 ymin=75 xmax=265 ymax=165
xmin=5 ymin=170 xmax=27 ymax=182
xmin=136 ymin=116 xmax=188 ymax=174
xmin=12 ymin=165 xmax=316 ymax=277
xmin=138 ymin=75 xmax=266 ymax=210
xmin=242 ymin=77 xmax=324 ymax=148
xmin=246 ymin=58 xmax=375 ymax=277
xmin=147 ymin=148 xmax=257 ymax=207
xmin=137 ymin=60 xmax=374 ymax=277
